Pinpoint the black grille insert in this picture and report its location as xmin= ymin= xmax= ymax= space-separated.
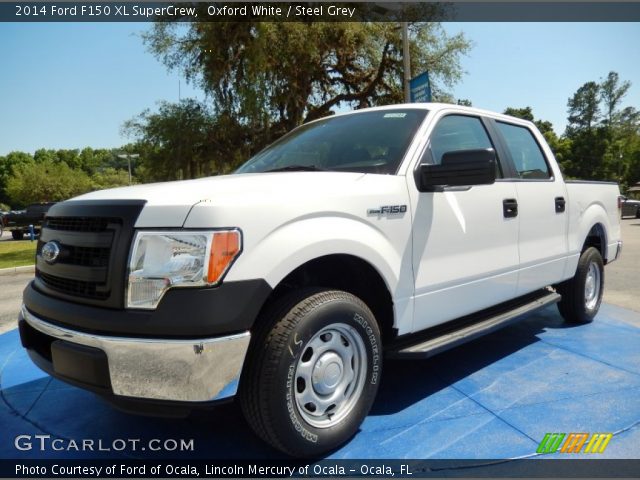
xmin=37 ymin=271 xmax=110 ymax=300
xmin=68 ymin=246 xmax=110 ymax=267
xmin=45 ymin=217 xmax=120 ymax=232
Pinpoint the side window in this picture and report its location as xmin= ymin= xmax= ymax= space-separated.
xmin=423 ymin=115 xmax=502 ymax=178
xmin=496 ymin=122 xmax=551 ymax=179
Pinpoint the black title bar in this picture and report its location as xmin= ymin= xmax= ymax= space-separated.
xmin=3 ymin=459 xmax=640 ymax=478
xmin=2 ymin=2 xmax=640 ymax=22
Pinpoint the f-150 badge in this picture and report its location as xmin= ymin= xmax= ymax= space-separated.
xmin=367 ymin=205 xmax=407 ymax=216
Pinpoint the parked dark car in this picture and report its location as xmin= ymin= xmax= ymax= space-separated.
xmin=0 ymin=211 xmax=7 ymax=237
xmin=621 ymin=196 xmax=640 ymax=218
xmin=2 ymin=202 xmax=56 ymax=240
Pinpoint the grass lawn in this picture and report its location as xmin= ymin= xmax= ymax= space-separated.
xmin=0 ymin=240 xmax=37 ymax=269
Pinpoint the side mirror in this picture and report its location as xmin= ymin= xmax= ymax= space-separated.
xmin=418 ymin=148 xmax=497 ymax=192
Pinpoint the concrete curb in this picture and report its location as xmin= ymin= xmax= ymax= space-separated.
xmin=0 ymin=265 xmax=34 ymax=276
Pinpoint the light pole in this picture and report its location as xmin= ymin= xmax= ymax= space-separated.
xmin=402 ymin=22 xmax=411 ymax=103
xmin=117 ymin=154 xmax=139 ymax=185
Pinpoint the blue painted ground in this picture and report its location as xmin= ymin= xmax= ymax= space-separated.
xmin=1 ymin=304 xmax=639 ymax=460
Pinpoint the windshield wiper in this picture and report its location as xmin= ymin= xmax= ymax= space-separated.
xmin=265 ymin=165 xmax=325 ymax=173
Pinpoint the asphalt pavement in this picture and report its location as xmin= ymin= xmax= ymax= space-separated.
xmin=604 ymin=217 xmax=640 ymax=314
xmin=0 ymin=272 xmax=30 ymax=334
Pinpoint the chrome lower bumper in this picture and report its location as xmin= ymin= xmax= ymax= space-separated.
xmin=21 ymin=305 xmax=250 ymax=402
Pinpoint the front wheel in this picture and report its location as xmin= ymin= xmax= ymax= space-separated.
xmin=239 ymin=289 xmax=382 ymax=457
xmin=556 ymin=247 xmax=604 ymax=324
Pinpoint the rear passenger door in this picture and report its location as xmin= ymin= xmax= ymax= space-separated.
xmin=492 ymin=121 xmax=568 ymax=295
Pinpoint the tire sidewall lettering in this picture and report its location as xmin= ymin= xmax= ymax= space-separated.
xmin=285 ymin=364 xmax=319 ymax=443
xmin=283 ymin=301 xmax=381 ymax=445
xmin=353 ymin=312 xmax=380 ymax=385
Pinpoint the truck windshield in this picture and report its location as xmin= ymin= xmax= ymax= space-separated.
xmin=236 ymin=109 xmax=428 ymax=175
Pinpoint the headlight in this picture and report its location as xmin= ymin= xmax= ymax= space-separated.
xmin=126 ymin=230 xmax=241 ymax=309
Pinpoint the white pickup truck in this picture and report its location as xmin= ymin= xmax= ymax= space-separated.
xmin=19 ymin=104 xmax=622 ymax=457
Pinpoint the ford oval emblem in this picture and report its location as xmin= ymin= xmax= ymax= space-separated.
xmin=42 ymin=241 xmax=61 ymax=264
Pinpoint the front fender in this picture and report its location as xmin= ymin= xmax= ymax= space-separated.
xmin=224 ymin=215 xmax=413 ymax=301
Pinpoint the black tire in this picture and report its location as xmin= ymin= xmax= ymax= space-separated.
xmin=11 ymin=230 xmax=24 ymax=240
xmin=239 ymin=288 xmax=382 ymax=457
xmin=635 ymin=206 xmax=640 ymax=219
xmin=556 ymin=247 xmax=604 ymax=324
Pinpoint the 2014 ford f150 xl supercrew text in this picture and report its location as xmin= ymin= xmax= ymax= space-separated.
xmin=18 ymin=104 xmax=622 ymax=456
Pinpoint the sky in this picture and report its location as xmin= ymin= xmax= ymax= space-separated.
xmin=0 ymin=22 xmax=639 ymax=155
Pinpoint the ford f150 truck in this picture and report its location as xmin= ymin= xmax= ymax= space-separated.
xmin=18 ymin=104 xmax=622 ymax=457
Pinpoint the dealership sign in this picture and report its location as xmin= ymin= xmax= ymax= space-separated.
xmin=409 ymin=71 xmax=431 ymax=103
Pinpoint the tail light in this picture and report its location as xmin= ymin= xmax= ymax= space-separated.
xmin=618 ymin=196 xmax=624 ymax=211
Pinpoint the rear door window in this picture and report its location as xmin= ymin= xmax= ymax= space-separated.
xmin=496 ymin=122 xmax=551 ymax=180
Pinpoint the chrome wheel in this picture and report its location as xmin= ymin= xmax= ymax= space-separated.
xmin=584 ymin=262 xmax=601 ymax=310
xmin=294 ymin=323 xmax=367 ymax=428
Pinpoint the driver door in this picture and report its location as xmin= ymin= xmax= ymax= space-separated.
xmin=409 ymin=114 xmax=521 ymax=332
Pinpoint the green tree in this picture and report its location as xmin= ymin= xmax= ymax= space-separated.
xmin=138 ymin=21 xmax=471 ymax=178
xmin=6 ymin=160 xmax=93 ymax=206
xmin=560 ymin=73 xmax=640 ymax=184
xmin=606 ymin=106 xmax=640 ymax=189
xmin=0 ymin=151 xmax=34 ymax=205
xmin=91 ymin=168 xmax=131 ymax=190
xmin=77 ymin=147 xmax=117 ymax=174
xmin=503 ymin=106 xmax=534 ymax=121
xmin=55 ymin=149 xmax=82 ymax=169
xmin=600 ymin=71 xmax=631 ymax=128
xmin=145 ymin=22 xmax=469 ymax=129
xmin=567 ymin=81 xmax=600 ymax=133
xmin=123 ymin=99 xmax=245 ymax=181
xmin=33 ymin=148 xmax=58 ymax=164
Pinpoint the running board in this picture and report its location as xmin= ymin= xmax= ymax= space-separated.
xmin=388 ymin=290 xmax=561 ymax=359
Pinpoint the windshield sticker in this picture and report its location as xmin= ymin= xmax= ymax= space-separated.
xmin=383 ymin=113 xmax=407 ymax=118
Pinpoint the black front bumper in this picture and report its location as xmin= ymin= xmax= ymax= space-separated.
xmin=23 ymin=279 xmax=272 ymax=338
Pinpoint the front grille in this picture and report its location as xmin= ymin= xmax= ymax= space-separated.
xmin=34 ymin=200 xmax=146 ymax=308
xmin=37 ymin=272 xmax=110 ymax=300
xmin=68 ymin=246 xmax=110 ymax=267
xmin=45 ymin=216 xmax=118 ymax=232
xmin=36 ymin=218 xmax=116 ymax=300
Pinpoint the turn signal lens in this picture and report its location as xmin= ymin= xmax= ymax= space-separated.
xmin=208 ymin=230 xmax=241 ymax=284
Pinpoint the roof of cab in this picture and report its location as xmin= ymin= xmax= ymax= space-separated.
xmin=330 ymin=102 xmax=535 ymax=129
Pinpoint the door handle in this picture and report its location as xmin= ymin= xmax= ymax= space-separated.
xmin=503 ymin=198 xmax=518 ymax=218
xmin=555 ymin=196 xmax=566 ymax=213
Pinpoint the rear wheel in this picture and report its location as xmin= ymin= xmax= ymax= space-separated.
xmin=556 ymin=247 xmax=604 ymax=324
xmin=239 ymin=288 xmax=381 ymax=457
xmin=11 ymin=230 xmax=24 ymax=240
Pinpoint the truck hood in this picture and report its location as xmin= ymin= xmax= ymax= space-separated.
xmin=71 ymin=172 xmax=366 ymax=227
